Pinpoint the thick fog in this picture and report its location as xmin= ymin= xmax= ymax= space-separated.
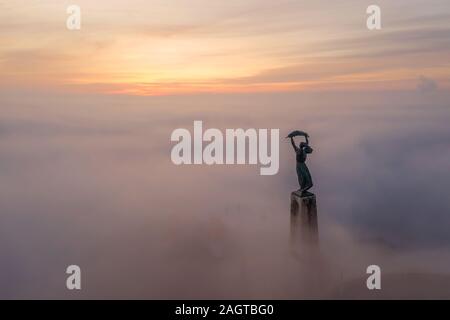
xmin=1 ymin=90 xmax=450 ymax=298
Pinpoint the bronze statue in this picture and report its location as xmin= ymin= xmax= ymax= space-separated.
xmin=287 ymin=131 xmax=314 ymax=196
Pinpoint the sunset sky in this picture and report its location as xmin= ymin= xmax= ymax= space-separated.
xmin=1 ymin=0 xmax=449 ymax=95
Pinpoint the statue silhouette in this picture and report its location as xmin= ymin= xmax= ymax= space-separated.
xmin=288 ymin=131 xmax=314 ymax=196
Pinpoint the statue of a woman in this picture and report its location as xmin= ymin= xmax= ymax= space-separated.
xmin=288 ymin=131 xmax=314 ymax=196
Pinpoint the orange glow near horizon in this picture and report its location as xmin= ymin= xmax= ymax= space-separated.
xmin=1 ymin=1 xmax=449 ymax=95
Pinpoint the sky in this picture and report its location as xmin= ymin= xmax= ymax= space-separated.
xmin=1 ymin=0 xmax=449 ymax=95
xmin=2 ymin=1 xmax=450 ymax=298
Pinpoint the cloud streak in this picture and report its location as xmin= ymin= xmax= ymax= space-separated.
xmin=1 ymin=0 xmax=450 ymax=94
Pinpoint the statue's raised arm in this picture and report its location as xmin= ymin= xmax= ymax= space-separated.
xmin=290 ymin=136 xmax=299 ymax=152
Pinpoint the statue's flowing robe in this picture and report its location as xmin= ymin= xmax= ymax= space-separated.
xmin=296 ymin=146 xmax=313 ymax=189
xmin=296 ymin=162 xmax=312 ymax=189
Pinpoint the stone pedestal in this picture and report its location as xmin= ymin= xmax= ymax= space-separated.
xmin=290 ymin=191 xmax=318 ymax=247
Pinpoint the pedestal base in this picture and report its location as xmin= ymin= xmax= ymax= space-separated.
xmin=290 ymin=191 xmax=319 ymax=246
